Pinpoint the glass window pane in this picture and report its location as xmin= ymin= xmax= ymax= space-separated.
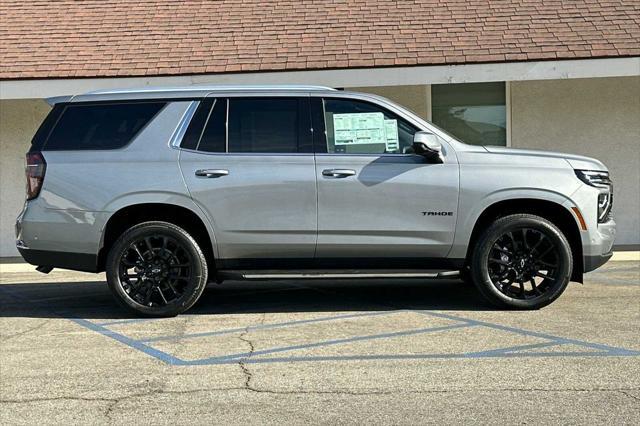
xmin=198 ymin=99 xmax=226 ymax=153
xmin=181 ymin=99 xmax=214 ymax=150
xmin=323 ymin=99 xmax=417 ymax=154
xmin=431 ymin=82 xmax=506 ymax=146
xmin=228 ymin=98 xmax=299 ymax=153
xmin=45 ymin=102 xmax=165 ymax=150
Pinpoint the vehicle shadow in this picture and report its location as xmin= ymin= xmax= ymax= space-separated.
xmin=0 ymin=278 xmax=495 ymax=320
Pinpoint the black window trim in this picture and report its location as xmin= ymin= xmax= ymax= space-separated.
xmin=177 ymin=95 xmax=314 ymax=156
xmin=312 ymin=97 xmax=421 ymax=157
xmin=38 ymin=99 xmax=169 ymax=152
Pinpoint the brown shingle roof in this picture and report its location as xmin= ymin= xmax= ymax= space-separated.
xmin=1 ymin=0 xmax=638 ymax=80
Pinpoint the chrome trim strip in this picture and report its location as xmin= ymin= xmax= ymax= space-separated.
xmin=240 ymin=271 xmax=457 ymax=279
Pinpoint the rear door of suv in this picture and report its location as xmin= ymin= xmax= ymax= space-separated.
xmin=178 ymin=95 xmax=317 ymax=268
xmin=310 ymin=95 xmax=459 ymax=267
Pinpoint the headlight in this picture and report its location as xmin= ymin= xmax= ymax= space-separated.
xmin=598 ymin=192 xmax=613 ymax=223
xmin=575 ymin=170 xmax=613 ymax=223
xmin=575 ymin=169 xmax=611 ymax=188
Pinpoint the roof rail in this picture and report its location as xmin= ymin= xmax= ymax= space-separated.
xmin=85 ymin=85 xmax=336 ymax=95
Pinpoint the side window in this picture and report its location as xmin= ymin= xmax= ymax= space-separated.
xmin=181 ymin=99 xmax=214 ymax=150
xmin=180 ymin=97 xmax=311 ymax=153
xmin=43 ymin=102 xmax=165 ymax=150
xmin=198 ymin=99 xmax=226 ymax=152
xmin=180 ymin=99 xmax=226 ymax=152
xmin=228 ymin=98 xmax=305 ymax=154
xmin=321 ymin=98 xmax=417 ymax=155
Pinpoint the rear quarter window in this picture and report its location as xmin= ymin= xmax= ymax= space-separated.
xmin=40 ymin=102 xmax=166 ymax=151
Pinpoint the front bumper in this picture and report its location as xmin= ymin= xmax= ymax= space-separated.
xmin=581 ymin=219 xmax=616 ymax=273
xmin=584 ymin=251 xmax=613 ymax=273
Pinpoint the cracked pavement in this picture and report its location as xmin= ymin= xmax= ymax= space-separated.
xmin=1 ymin=260 xmax=639 ymax=424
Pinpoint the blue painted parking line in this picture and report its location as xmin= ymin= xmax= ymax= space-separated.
xmin=188 ymin=322 xmax=474 ymax=365
xmin=418 ymin=311 xmax=640 ymax=356
xmin=95 ymin=318 xmax=160 ymax=327
xmin=0 ymin=284 xmax=185 ymax=365
xmin=140 ymin=310 xmax=399 ymax=343
xmin=463 ymin=341 xmax=563 ymax=358
xmin=187 ymin=348 xmax=640 ymax=365
xmin=70 ymin=318 xmax=186 ymax=365
xmin=2 ymin=283 xmax=639 ymax=366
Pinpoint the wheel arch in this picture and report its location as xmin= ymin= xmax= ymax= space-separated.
xmin=465 ymin=198 xmax=584 ymax=283
xmin=98 ymin=202 xmax=216 ymax=273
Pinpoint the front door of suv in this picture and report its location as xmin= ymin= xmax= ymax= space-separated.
xmin=179 ymin=96 xmax=317 ymax=267
xmin=311 ymin=97 xmax=459 ymax=267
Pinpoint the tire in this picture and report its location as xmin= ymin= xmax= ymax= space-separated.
xmin=106 ymin=221 xmax=208 ymax=317
xmin=470 ymin=214 xmax=572 ymax=309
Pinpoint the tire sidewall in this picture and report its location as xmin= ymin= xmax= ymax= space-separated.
xmin=472 ymin=215 xmax=572 ymax=309
xmin=106 ymin=221 xmax=208 ymax=317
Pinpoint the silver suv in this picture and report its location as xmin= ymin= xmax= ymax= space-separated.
xmin=16 ymin=85 xmax=615 ymax=316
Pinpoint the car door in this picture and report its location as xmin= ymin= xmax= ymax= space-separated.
xmin=179 ymin=96 xmax=317 ymax=267
xmin=311 ymin=96 xmax=459 ymax=267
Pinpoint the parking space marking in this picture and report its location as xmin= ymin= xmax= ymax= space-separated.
xmin=2 ymin=282 xmax=639 ymax=366
xmin=71 ymin=317 xmax=187 ymax=365
xmin=96 ymin=318 xmax=159 ymax=327
xmin=419 ymin=311 xmax=640 ymax=356
xmin=140 ymin=310 xmax=398 ymax=343
xmin=189 ymin=322 xmax=475 ymax=365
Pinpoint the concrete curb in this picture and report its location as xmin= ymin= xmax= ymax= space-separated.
xmin=1 ymin=252 xmax=638 ymax=274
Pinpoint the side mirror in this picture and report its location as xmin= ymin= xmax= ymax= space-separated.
xmin=412 ymin=131 xmax=443 ymax=163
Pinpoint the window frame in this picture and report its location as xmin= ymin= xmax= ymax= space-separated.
xmin=178 ymin=96 xmax=313 ymax=155
xmin=36 ymin=100 xmax=167 ymax=151
xmin=311 ymin=97 xmax=420 ymax=156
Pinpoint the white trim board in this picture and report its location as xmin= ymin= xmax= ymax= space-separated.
xmin=1 ymin=57 xmax=638 ymax=100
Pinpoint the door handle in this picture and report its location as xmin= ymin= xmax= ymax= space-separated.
xmin=322 ymin=169 xmax=356 ymax=178
xmin=195 ymin=169 xmax=229 ymax=178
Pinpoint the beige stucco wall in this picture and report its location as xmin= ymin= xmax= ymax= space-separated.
xmin=0 ymin=99 xmax=51 ymax=257
xmin=347 ymin=85 xmax=430 ymax=120
xmin=510 ymin=76 xmax=640 ymax=245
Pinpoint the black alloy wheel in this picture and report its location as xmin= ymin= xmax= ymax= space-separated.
xmin=118 ymin=234 xmax=193 ymax=307
xmin=106 ymin=221 xmax=208 ymax=317
xmin=471 ymin=214 xmax=573 ymax=309
xmin=487 ymin=227 xmax=561 ymax=300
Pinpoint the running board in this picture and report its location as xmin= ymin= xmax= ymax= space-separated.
xmin=217 ymin=269 xmax=460 ymax=281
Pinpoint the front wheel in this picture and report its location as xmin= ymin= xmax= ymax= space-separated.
xmin=470 ymin=214 xmax=573 ymax=309
xmin=106 ymin=221 xmax=208 ymax=317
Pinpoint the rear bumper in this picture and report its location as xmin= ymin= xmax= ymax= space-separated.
xmin=17 ymin=247 xmax=98 ymax=273
xmin=583 ymin=251 xmax=613 ymax=273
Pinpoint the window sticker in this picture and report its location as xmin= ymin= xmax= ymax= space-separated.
xmin=383 ymin=119 xmax=399 ymax=151
xmin=333 ymin=112 xmax=386 ymax=145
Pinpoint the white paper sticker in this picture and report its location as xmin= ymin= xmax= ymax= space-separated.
xmin=384 ymin=119 xmax=399 ymax=151
xmin=333 ymin=112 xmax=386 ymax=145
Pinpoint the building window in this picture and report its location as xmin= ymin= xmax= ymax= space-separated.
xmin=431 ymin=82 xmax=506 ymax=146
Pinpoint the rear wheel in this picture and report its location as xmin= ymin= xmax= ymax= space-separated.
xmin=470 ymin=214 xmax=572 ymax=309
xmin=106 ymin=221 xmax=208 ymax=317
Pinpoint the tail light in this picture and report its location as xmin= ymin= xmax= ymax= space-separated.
xmin=26 ymin=152 xmax=46 ymax=200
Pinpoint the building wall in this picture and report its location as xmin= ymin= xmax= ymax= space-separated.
xmin=510 ymin=76 xmax=640 ymax=245
xmin=0 ymin=99 xmax=51 ymax=256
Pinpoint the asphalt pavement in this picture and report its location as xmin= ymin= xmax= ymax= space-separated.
xmin=1 ymin=260 xmax=639 ymax=424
